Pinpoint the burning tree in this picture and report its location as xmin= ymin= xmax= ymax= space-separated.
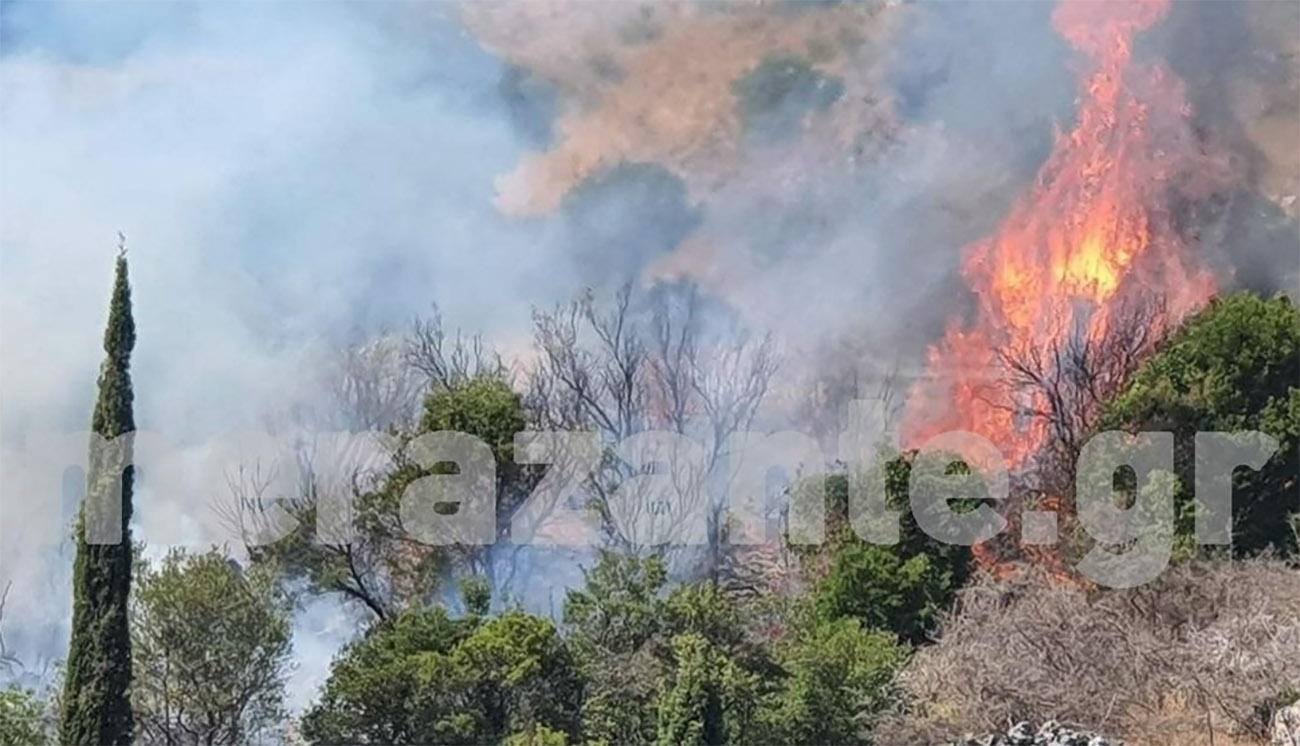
xmin=899 ymin=0 xmax=1235 ymax=576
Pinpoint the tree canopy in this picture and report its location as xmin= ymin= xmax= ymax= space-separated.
xmin=1102 ymin=292 xmax=1300 ymax=557
xmin=131 ymin=548 xmax=293 ymax=745
xmin=301 ymin=597 xmax=583 ymax=745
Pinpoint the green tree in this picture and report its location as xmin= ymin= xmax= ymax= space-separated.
xmin=302 ymin=598 xmax=582 ymax=745
xmin=756 ymin=617 xmax=906 ymax=745
xmin=649 ymin=595 xmax=907 ymax=746
xmin=574 ymin=645 xmax=660 ymax=746
xmin=251 ymin=377 xmax=529 ymax=620
xmin=444 ymin=612 xmax=583 ymax=743
xmin=420 ymin=377 xmax=525 ymax=468
xmin=0 ymin=687 xmax=51 ymax=745
xmin=502 ymin=724 xmax=570 ymax=746
xmin=60 ymin=249 xmax=136 ymax=746
xmin=564 ymin=552 xmax=787 ymax=746
xmin=1102 ymin=292 xmax=1300 ymax=557
xmin=131 ymin=548 xmax=293 ymax=745
xmin=562 ymin=551 xmax=668 ymax=655
xmin=564 ymin=553 xmax=745 ymax=746
xmin=301 ymin=606 xmax=472 ymax=744
xmin=563 ymin=552 xmax=760 ymax=661
xmin=798 ymin=456 xmax=976 ymax=643
xmin=814 ymin=541 xmax=954 ymax=644
xmin=654 ymin=633 xmax=758 ymax=746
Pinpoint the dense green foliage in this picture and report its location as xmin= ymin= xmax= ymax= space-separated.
xmin=565 ymin=553 xmax=767 ymax=746
xmin=801 ymin=456 xmax=977 ymax=643
xmin=60 ymin=252 xmax=137 ymax=746
xmin=131 ymin=548 xmax=293 ymax=745
xmin=814 ymin=539 xmax=958 ymax=644
xmin=1102 ymin=292 xmax=1300 ymax=557
xmin=654 ymin=633 xmax=753 ymax=746
xmin=570 ymin=552 xmax=908 ymax=746
xmin=757 ymin=617 xmax=905 ymax=745
xmin=0 ymin=687 xmax=50 ymax=745
xmin=301 ymin=597 xmax=583 ymax=745
xmin=298 ymin=548 xmax=910 ymax=746
xmin=421 ymin=377 xmax=526 ymax=467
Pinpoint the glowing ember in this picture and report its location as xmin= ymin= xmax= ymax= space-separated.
xmin=900 ymin=0 xmax=1226 ymax=574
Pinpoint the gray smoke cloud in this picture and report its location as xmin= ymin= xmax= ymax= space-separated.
xmin=0 ymin=0 xmax=567 ymax=704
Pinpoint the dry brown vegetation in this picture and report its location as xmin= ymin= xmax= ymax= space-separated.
xmin=462 ymin=0 xmax=902 ymax=216
xmin=877 ymin=559 xmax=1300 ymax=746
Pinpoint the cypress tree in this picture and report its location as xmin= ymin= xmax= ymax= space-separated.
xmin=59 ymin=246 xmax=137 ymax=745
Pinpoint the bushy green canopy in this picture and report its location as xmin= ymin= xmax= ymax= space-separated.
xmin=131 ymin=548 xmax=292 ymax=745
xmin=1102 ymin=292 xmax=1300 ymax=557
xmin=0 ymin=688 xmax=50 ymax=745
xmin=302 ymin=603 xmax=582 ymax=745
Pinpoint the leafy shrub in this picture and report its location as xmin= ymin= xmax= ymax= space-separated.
xmin=757 ymin=617 xmax=907 ymax=745
xmin=796 ymin=456 xmax=978 ymax=643
xmin=302 ymin=607 xmax=582 ymax=745
xmin=1101 ymin=292 xmax=1300 ymax=558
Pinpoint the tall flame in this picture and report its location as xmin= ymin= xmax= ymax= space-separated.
xmin=900 ymin=0 xmax=1226 ymax=572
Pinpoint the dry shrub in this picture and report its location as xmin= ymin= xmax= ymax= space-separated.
xmin=877 ymin=559 xmax=1300 ymax=746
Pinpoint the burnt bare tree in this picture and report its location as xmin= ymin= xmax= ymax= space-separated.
xmin=994 ymin=295 xmax=1171 ymax=498
xmin=222 ymin=289 xmax=775 ymax=611
xmin=527 ymin=281 xmax=778 ymax=581
xmin=791 ymin=336 xmax=907 ymax=453
xmin=404 ymin=308 xmax=507 ymax=392
xmin=261 ymin=333 xmax=422 ymax=436
xmin=324 ymin=334 xmax=424 ymax=432
xmin=262 ymin=306 xmax=503 ymax=437
xmin=920 ymin=295 xmax=1177 ymax=574
xmin=217 ymin=429 xmax=451 ymax=622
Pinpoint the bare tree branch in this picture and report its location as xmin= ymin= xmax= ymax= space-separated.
xmin=525 ymin=282 xmax=779 ymax=582
xmin=405 ymin=307 xmax=506 ymax=393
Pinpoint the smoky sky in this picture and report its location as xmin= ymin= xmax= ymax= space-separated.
xmin=0 ymin=0 xmax=575 ymax=704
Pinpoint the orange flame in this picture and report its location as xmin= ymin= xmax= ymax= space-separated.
xmin=901 ymin=0 xmax=1226 ymax=576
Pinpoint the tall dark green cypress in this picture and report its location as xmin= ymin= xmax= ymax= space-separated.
xmin=60 ymin=247 xmax=137 ymax=745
